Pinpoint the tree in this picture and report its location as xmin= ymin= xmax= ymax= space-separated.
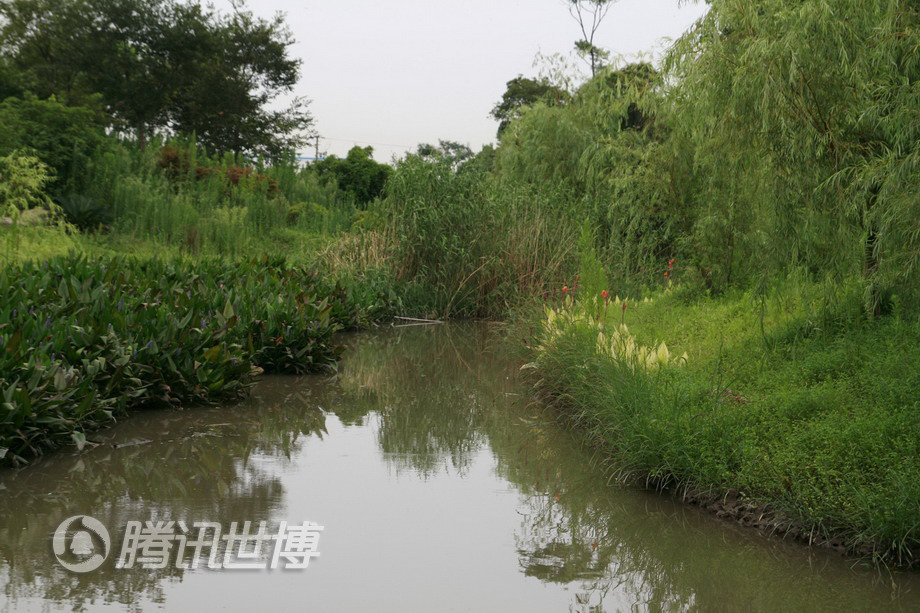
xmin=415 ymin=140 xmax=477 ymax=173
xmin=0 ymin=56 xmax=27 ymax=100
xmin=0 ymin=152 xmax=53 ymax=215
xmin=167 ymin=4 xmax=312 ymax=157
xmin=490 ymin=76 xmax=569 ymax=138
xmin=665 ymin=0 xmax=920 ymax=313
xmin=565 ymin=0 xmax=617 ymax=77
xmin=312 ymin=146 xmax=391 ymax=207
xmin=601 ymin=62 xmax=657 ymax=131
xmin=0 ymin=94 xmax=108 ymax=191
xmin=0 ymin=0 xmax=310 ymax=156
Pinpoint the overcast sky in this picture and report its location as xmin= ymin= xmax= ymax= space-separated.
xmin=215 ymin=0 xmax=709 ymax=162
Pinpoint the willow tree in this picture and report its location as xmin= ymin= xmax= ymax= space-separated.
xmin=492 ymin=63 xmax=687 ymax=289
xmin=665 ymin=0 xmax=920 ymax=314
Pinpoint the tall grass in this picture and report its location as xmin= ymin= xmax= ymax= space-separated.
xmin=530 ymin=247 xmax=920 ymax=566
xmin=68 ymin=138 xmax=355 ymax=256
xmin=381 ymin=152 xmax=582 ymax=318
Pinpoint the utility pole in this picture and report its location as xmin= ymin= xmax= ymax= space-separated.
xmin=314 ymin=135 xmax=320 ymax=160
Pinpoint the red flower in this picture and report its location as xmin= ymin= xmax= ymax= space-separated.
xmin=668 ymin=258 xmax=676 ymax=265
xmin=622 ymin=300 xmax=627 ymax=311
xmin=664 ymin=272 xmax=670 ymax=278
xmin=562 ymin=285 xmax=569 ymax=294
xmin=601 ymin=289 xmax=609 ymax=299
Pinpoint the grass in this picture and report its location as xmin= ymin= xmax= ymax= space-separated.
xmin=0 ymin=225 xmax=88 ymax=261
xmin=530 ymin=278 xmax=920 ymax=567
xmin=1 ymin=212 xmax=344 ymax=265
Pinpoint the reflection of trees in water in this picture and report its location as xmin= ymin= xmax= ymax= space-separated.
xmin=498 ymin=428 xmax=695 ymax=612
xmin=0 ymin=385 xmax=327 ymax=611
xmin=339 ymin=325 xmax=876 ymax=612
xmin=334 ymin=325 xmax=696 ymax=610
xmin=333 ymin=324 xmax=507 ymax=478
xmin=477 ymin=400 xmax=693 ymax=613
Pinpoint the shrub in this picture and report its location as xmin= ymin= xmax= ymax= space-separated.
xmin=55 ymin=194 xmax=113 ymax=231
xmin=287 ymin=201 xmax=329 ymax=227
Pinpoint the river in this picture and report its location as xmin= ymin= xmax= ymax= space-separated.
xmin=1 ymin=323 xmax=917 ymax=612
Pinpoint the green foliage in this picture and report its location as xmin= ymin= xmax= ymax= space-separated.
xmin=169 ymin=6 xmax=311 ymax=157
xmin=55 ymin=194 xmax=112 ymax=231
xmin=490 ymin=76 xmax=569 ymax=137
xmin=489 ymin=63 xmax=679 ymax=295
xmin=313 ymin=146 xmax=391 ymax=207
xmin=0 ymin=95 xmax=108 ymax=192
xmin=533 ymin=285 xmax=920 ymax=566
xmin=664 ymin=0 xmax=920 ymax=311
xmin=71 ymin=138 xmax=352 ymax=256
xmin=415 ymin=140 xmax=475 ymax=169
xmin=494 ymin=98 xmax=590 ymax=193
xmin=575 ymin=223 xmax=607 ymax=316
xmin=0 ymin=254 xmax=391 ymax=466
xmin=0 ymin=0 xmax=310 ymax=156
xmin=287 ymin=201 xmax=329 ymax=228
xmin=349 ymin=208 xmax=385 ymax=233
xmin=0 ymin=151 xmax=53 ymax=217
xmin=385 ymin=149 xmax=495 ymax=317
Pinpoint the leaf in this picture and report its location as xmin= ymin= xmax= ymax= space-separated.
xmin=203 ymin=345 xmax=223 ymax=363
xmin=71 ymin=431 xmax=87 ymax=452
xmin=54 ymin=368 xmax=68 ymax=391
xmin=5 ymin=329 xmax=21 ymax=354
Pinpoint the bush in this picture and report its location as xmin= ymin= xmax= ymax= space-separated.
xmin=287 ymin=201 xmax=329 ymax=227
xmin=0 ymin=95 xmax=108 ymax=193
xmin=55 ymin=194 xmax=113 ymax=231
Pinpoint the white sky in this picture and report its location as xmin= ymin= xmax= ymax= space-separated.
xmin=215 ymin=0 xmax=709 ymax=162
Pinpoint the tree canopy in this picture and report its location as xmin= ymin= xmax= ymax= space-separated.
xmin=0 ymin=0 xmax=310 ymax=157
xmin=313 ymin=146 xmax=391 ymax=207
xmin=0 ymin=94 xmax=108 ymax=191
xmin=490 ymin=76 xmax=569 ymax=138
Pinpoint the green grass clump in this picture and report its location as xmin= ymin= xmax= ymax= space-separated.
xmin=0 ymin=254 xmax=393 ymax=467
xmin=532 ymin=281 xmax=920 ymax=567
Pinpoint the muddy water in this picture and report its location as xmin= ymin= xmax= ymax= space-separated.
xmin=0 ymin=324 xmax=918 ymax=612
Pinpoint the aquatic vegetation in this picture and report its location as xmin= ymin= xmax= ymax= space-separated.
xmin=0 ymin=255 xmax=387 ymax=466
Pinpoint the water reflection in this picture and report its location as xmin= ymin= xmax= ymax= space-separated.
xmin=0 ymin=385 xmax=327 ymax=611
xmin=0 ymin=324 xmax=917 ymax=612
xmin=334 ymin=325 xmax=494 ymax=477
xmin=333 ymin=325 xmax=920 ymax=612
